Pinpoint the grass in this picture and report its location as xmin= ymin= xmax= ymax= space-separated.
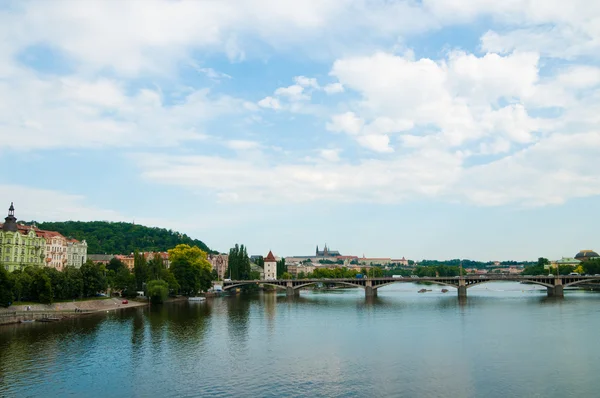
xmin=13 ymin=296 xmax=114 ymax=305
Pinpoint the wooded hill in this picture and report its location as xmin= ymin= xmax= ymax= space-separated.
xmin=26 ymin=221 xmax=213 ymax=255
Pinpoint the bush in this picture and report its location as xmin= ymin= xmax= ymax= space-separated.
xmin=147 ymin=280 xmax=169 ymax=304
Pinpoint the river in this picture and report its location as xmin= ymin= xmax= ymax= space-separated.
xmin=1 ymin=282 xmax=599 ymax=397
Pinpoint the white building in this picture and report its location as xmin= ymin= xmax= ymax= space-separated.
xmin=264 ymin=250 xmax=277 ymax=280
xmin=67 ymin=239 xmax=88 ymax=268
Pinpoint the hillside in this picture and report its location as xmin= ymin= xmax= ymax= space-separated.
xmin=26 ymin=221 xmax=213 ymax=255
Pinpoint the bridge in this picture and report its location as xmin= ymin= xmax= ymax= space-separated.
xmin=219 ymin=275 xmax=600 ymax=298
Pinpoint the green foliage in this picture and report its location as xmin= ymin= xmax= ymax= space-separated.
xmin=308 ymin=267 xmax=359 ymax=279
xmin=147 ymin=280 xmax=169 ymax=304
xmin=583 ymin=259 xmax=600 ymax=275
xmin=161 ymin=269 xmax=180 ymax=295
xmin=133 ymin=251 xmax=148 ymax=290
xmin=276 ymin=258 xmax=287 ymax=278
xmin=107 ymin=257 xmax=125 ymax=273
xmin=32 ymin=269 xmax=53 ymax=304
xmin=168 ymin=244 xmax=212 ymax=295
xmin=81 ymin=261 xmax=108 ymax=297
xmin=25 ymin=221 xmax=213 ymax=255
xmin=227 ymin=244 xmax=251 ymax=280
xmin=281 ymin=272 xmax=293 ymax=280
xmin=249 ymin=271 xmax=261 ymax=280
xmin=0 ymin=266 xmax=14 ymax=307
xmin=148 ymin=254 xmax=165 ymax=281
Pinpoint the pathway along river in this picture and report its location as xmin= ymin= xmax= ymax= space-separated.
xmin=1 ymin=282 xmax=600 ymax=397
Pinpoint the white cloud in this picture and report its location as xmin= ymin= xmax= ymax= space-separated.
xmin=0 ymin=70 xmax=241 ymax=150
xmin=319 ymin=149 xmax=341 ymax=162
xmin=257 ymin=96 xmax=282 ymax=110
xmin=197 ymin=67 xmax=232 ymax=81
xmin=274 ymin=84 xmax=309 ymax=101
xmin=323 ymin=83 xmax=344 ymax=94
xmin=326 ymin=112 xmax=364 ymax=135
xmin=225 ymin=140 xmax=262 ymax=151
xmin=294 ymin=76 xmax=320 ymax=88
xmin=356 ymin=134 xmax=393 ymax=153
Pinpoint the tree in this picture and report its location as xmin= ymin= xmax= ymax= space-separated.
xmin=107 ymin=257 xmax=125 ymax=273
xmin=168 ymin=244 xmax=212 ymax=296
xmin=281 ymin=272 xmax=293 ymax=280
xmin=583 ymin=259 xmax=600 ymax=275
xmin=276 ymin=258 xmax=287 ymax=278
xmin=0 ymin=266 xmax=14 ymax=307
xmin=133 ymin=250 xmax=148 ymax=290
xmin=12 ymin=270 xmax=32 ymax=303
xmin=147 ymin=280 xmax=169 ymax=304
xmin=32 ymin=269 xmax=53 ymax=304
xmin=81 ymin=260 xmax=108 ymax=297
xmin=227 ymin=244 xmax=251 ymax=280
xmin=160 ymin=269 xmax=180 ymax=296
xmin=148 ymin=254 xmax=165 ymax=281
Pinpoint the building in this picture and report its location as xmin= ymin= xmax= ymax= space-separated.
xmin=88 ymin=254 xmax=114 ymax=265
xmin=264 ymin=250 xmax=277 ymax=280
xmin=316 ymin=244 xmax=341 ymax=257
xmin=114 ymin=254 xmax=135 ymax=271
xmin=42 ymin=231 xmax=68 ymax=271
xmin=141 ymin=252 xmax=170 ymax=269
xmin=574 ymin=250 xmax=600 ymax=262
xmin=392 ymin=257 xmax=409 ymax=266
xmin=358 ymin=256 xmax=392 ymax=265
xmin=208 ymin=253 xmax=229 ymax=280
xmin=66 ymin=239 xmax=88 ymax=268
xmin=548 ymin=257 xmax=581 ymax=270
xmin=0 ymin=204 xmax=47 ymax=272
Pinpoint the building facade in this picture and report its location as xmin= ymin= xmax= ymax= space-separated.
xmin=0 ymin=204 xmax=47 ymax=272
xmin=1 ymin=203 xmax=89 ymax=272
xmin=208 ymin=253 xmax=229 ymax=280
xmin=264 ymin=251 xmax=277 ymax=280
xmin=67 ymin=239 xmax=88 ymax=268
xmin=43 ymin=231 xmax=68 ymax=271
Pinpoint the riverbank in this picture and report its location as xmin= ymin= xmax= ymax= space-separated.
xmin=0 ymin=298 xmax=148 ymax=326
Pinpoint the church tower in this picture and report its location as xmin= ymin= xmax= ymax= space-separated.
xmin=2 ymin=202 xmax=17 ymax=232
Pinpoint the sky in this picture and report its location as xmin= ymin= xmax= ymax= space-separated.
xmin=0 ymin=0 xmax=599 ymax=261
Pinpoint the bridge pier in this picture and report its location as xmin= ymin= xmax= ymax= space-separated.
xmin=365 ymin=286 xmax=377 ymax=297
xmin=286 ymin=286 xmax=299 ymax=297
xmin=547 ymin=285 xmax=564 ymax=298
xmin=457 ymin=286 xmax=467 ymax=298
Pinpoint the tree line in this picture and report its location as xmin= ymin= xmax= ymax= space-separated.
xmin=25 ymin=221 xmax=213 ymax=255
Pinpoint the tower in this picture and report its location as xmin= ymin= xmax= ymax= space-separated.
xmin=316 ymin=245 xmax=319 ymax=256
xmin=2 ymin=202 xmax=17 ymax=232
xmin=264 ymin=250 xmax=277 ymax=280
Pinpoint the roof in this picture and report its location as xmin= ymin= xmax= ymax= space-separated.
xmin=575 ymin=250 xmax=600 ymax=259
xmin=556 ymin=257 xmax=581 ymax=264
xmin=265 ymin=250 xmax=276 ymax=262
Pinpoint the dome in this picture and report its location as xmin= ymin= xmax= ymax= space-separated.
xmin=574 ymin=250 xmax=600 ymax=260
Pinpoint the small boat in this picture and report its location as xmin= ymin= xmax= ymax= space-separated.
xmin=20 ymin=319 xmax=35 ymax=323
xmin=188 ymin=297 xmax=206 ymax=302
xmin=418 ymin=289 xmax=427 ymax=293
xmin=441 ymin=289 xmax=449 ymax=293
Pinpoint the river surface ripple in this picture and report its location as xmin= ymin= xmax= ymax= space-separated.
xmin=1 ymin=282 xmax=599 ymax=398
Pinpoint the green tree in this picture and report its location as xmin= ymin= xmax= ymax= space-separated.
xmin=107 ymin=257 xmax=125 ymax=273
xmin=32 ymin=269 xmax=53 ymax=304
xmin=63 ymin=266 xmax=84 ymax=299
xmin=160 ymin=269 xmax=180 ymax=296
xmin=168 ymin=244 xmax=212 ymax=295
xmin=81 ymin=260 xmax=108 ymax=297
xmin=583 ymin=259 xmax=600 ymax=275
xmin=276 ymin=258 xmax=287 ymax=278
xmin=0 ymin=266 xmax=14 ymax=307
xmin=133 ymin=250 xmax=148 ymax=290
xmin=227 ymin=244 xmax=251 ymax=280
xmin=148 ymin=254 xmax=165 ymax=281
xmin=12 ymin=270 xmax=32 ymax=303
xmin=281 ymin=272 xmax=293 ymax=280
xmin=147 ymin=280 xmax=169 ymax=304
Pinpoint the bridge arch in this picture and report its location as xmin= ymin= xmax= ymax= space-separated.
xmin=373 ymin=280 xmax=458 ymax=290
xmin=222 ymin=281 xmax=286 ymax=291
xmin=564 ymin=277 xmax=600 ymax=288
xmin=293 ymin=281 xmax=364 ymax=290
xmin=461 ymin=278 xmax=555 ymax=289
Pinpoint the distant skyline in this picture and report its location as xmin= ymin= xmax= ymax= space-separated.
xmin=1 ymin=1 xmax=599 ymax=261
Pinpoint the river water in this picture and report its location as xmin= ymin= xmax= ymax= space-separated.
xmin=1 ymin=282 xmax=600 ymax=397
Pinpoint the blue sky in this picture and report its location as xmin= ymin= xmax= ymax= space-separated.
xmin=1 ymin=0 xmax=599 ymax=261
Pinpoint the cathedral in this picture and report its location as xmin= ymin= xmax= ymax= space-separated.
xmin=315 ymin=244 xmax=341 ymax=258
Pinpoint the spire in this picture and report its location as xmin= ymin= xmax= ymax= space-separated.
xmin=316 ymin=245 xmax=319 ymax=255
xmin=3 ymin=202 xmax=17 ymax=232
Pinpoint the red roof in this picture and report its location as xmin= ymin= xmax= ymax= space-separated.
xmin=265 ymin=250 xmax=276 ymax=262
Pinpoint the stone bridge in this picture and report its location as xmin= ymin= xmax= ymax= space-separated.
xmin=219 ymin=275 xmax=600 ymax=298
